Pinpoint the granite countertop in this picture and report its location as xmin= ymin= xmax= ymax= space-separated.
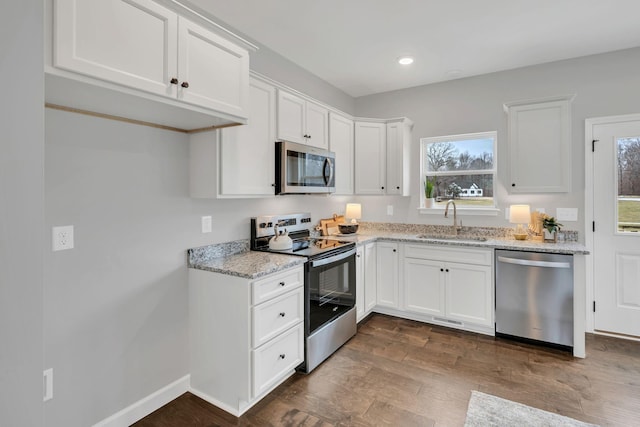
xmin=330 ymin=225 xmax=589 ymax=255
xmin=187 ymin=240 xmax=305 ymax=279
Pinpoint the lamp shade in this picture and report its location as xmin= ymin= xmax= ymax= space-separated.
xmin=509 ymin=204 xmax=531 ymax=224
xmin=345 ymin=203 xmax=362 ymax=220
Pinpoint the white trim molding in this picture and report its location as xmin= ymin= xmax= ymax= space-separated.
xmin=92 ymin=375 xmax=190 ymax=427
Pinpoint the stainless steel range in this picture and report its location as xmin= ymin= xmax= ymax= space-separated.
xmin=251 ymin=212 xmax=357 ymax=373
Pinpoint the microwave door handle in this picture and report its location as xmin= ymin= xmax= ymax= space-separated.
xmin=323 ymin=158 xmax=334 ymax=186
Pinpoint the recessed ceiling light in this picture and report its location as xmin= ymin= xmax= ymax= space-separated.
xmin=398 ymin=56 xmax=414 ymax=65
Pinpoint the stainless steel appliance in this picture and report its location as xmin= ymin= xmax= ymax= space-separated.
xmin=495 ymin=250 xmax=574 ymax=349
xmin=275 ymin=140 xmax=335 ymax=195
xmin=251 ymin=213 xmax=356 ymax=372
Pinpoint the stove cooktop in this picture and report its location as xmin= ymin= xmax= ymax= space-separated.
xmin=259 ymin=237 xmax=353 ymax=258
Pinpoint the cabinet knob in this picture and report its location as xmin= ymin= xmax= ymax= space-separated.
xmin=181 ymin=81 xmax=189 ymax=88
xmin=271 ymin=183 xmax=275 ymax=187
xmin=440 ymin=268 xmax=444 ymax=272
xmin=279 ymin=312 xmax=286 ymax=317
xmin=381 ymin=186 xmax=385 ymax=190
xmin=357 ymin=254 xmax=361 ymax=258
xmin=446 ymin=269 xmax=449 ymax=272
xmin=279 ymin=354 xmax=286 ymax=360
xmin=279 ymin=281 xmax=285 ymax=287
xmin=392 ymin=249 xmax=396 ymax=253
xmin=512 ymin=183 xmax=516 ymax=187
xmin=170 ymin=77 xmax=178 ymax=85
xmin=396 ymin=186 xmax=400 ymax=190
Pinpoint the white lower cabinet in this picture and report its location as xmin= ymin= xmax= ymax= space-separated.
xmin=402 ymin=244 xmax=493 ymax=330
xmin=376 ymin=242 xmax=400 ymax=309
xmin=355 ymin=241 xmax=378 ymax=322
xmin=189 ymin=265 xmax=304 ymax=416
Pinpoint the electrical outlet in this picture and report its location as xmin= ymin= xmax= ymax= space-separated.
xmin=43 ymin=368 xmax=53 ymax=401
xmin=201 ymin=216 xmax=212 ymax=233
xmin=52 ymin=226 xmax=74 ymax=251
xmin=387 ymin=205 xmax=394 ymax=216
xmin=556 ymin=208 xmax=578 ymax=222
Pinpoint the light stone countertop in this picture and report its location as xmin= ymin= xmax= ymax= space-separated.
xmin=187 ymin=240 xmax=305 ymax=279
xmin=330 ymin=228 xmax=589 ymax=255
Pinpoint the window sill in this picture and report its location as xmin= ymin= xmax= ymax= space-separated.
xmin=417 ymin=206 xmax=500 ymax=216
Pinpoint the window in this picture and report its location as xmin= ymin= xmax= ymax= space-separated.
xmin=420 ymin=131 xmax=497 ymax=210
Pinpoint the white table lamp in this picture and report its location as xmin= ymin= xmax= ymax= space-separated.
xmin=509 ymin=204 xmax=531 ymax=240
xmin=345 ymin=203 xmax=362 ymax=224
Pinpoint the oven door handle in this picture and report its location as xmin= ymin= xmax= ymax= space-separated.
xmin=310 ymin=248 xmax=356 ymax=268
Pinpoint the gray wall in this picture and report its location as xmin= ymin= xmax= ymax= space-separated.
xmin=353 ymin=47 xmax=640 ymax=236
xmin=0 ymin=2 xmax=45 ymax=426
xmin=44 ymin=109 xmax=351 ymax=425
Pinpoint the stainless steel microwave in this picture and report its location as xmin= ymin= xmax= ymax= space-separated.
xmin=275 ymin=140 xmax=335 ymax=195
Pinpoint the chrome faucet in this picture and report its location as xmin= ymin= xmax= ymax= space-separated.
xmin=444 ymin=200 xmax=461 ymax=235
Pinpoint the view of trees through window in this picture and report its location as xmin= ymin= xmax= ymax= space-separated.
xmin=421 ymin=133 xmax=496 ymax=208
xmin=617 ymin=137 xmax=640 ymax=232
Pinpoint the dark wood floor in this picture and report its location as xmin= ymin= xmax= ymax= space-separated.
xmin=134 ymin=314 xmax=640 ymax=426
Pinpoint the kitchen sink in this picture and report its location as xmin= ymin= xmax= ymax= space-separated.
xmin=415 ymin=234 xmax=488 ymax=242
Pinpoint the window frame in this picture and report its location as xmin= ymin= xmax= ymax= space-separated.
xmin=418 ymin=131 xmax=499 ymax=216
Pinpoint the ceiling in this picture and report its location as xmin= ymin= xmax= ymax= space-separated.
xmin=185 ymin=0 xmax=640 ymax=98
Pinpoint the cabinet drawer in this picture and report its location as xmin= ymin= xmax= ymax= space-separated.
xmin=252 ymin=287 xmax=304 ymax=348
xmin=252 ymin=322 xmax=303 ymax=398
xmin=252 ymin=266 xmax=304 ymax=305
xmin=404 ymin=244 xmax=492 ymax=266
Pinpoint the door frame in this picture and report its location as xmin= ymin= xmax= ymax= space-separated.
xmin=584 ymin=113 xmax=640 ymax=336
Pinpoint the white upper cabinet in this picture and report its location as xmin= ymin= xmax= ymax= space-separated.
xmin=329 ymin=112 xmax=354 ymax=195
xmin=177 ymin=18 xmax=249 ymax=117
xmin=277 ymin=90 xmax=328 ymax=149
xmin=218 ymin=78 xmax=277 ymax=197
xmin=505 ymin=95 xmax=573 ymax=193
xmin=386 ymin=119 xmax=412 ymax=196
xmin=49 ymin=0 xmax=250 ymax=130
xmin=354 ymin=121 xmax=387 ymax=194
xmin=53 ymin=0 xmax=178 ymax=97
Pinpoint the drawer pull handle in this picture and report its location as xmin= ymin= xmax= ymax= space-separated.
xmin=279 ymin=312 xmax=286 ymax=317
xmin=279 ymin=281 xmax=285 ymax=287
xmin=279 ymin=354 xmax=286 ymax=360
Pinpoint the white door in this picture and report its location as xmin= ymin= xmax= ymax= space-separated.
xmin=277 ymin=91 xmax=306 ymax=143
xmin=329 ymin=112 xmax=354 ymax=195
xmin=305 ymin=102 xmax=329 ymax=149
xmin=178 ymin=17 xmax=249 ymax=117
xmin=355 ymin=122 xmax=386 ymax=194
xmin=446 ymin=263 xmax=492 ymax=327
xmin=376 ymin=242 xmax=399 ymax=308
xmin=592 ymin=116 xmax=640 ymax=337
xmin=403 ymin=258 xmax=445 ymax=316
xmin=54 ymin=0 xmax=178 ymax=97
xmin=219 ymin=78 xmax=276 ymax=196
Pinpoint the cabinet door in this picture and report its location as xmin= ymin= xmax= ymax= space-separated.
xmin=329 ymin=113 xmax=354 ymax=195
xmin=386 ymin=121 xmax=411 ymax=196
xmin=376 ymin=242 xmax=399 ymax=308
xmin=277 ymin=91 xmax=306 ymax=143
xmin=355 ymin=122 xmax=386 ymax=194
xmin=364 ymin=242 xmax=377 ymax=313
xmin=445 ymin=263 xmax=493 ymax=327
xmin=178 ymin=17 xmax=249 ymax=117
xmin=305 ymin=102 xmax=329 ymax=149
xmin=355 ymin=246 xmax=365 ymax=322
xmin=506 ymin=97 xmax=572 ymax=193
xmin=54 ymin=0 xmax=178 ymax=97
xmin=404 ymin=258 xmax=445 ymax=316
xmin=219 ymin=78 xmax=276 ymax=196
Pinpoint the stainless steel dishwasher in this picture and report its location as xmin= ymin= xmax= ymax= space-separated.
xmin=495 ymin=250 xmax=574 ymax=349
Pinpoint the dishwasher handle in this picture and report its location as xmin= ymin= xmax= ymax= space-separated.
xmin=497 ymin=255 xmax=571 ymax=269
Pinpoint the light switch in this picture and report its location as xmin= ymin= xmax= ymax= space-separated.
xmin=556 ymin=208 xmax=578 ymax=222
xmin=201 ymin=216 xmax=212 ymax=233
xmin=387 ymin=205 xmax=394 ymax=216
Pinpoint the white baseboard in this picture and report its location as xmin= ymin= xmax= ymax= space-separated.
xmin=92 ymin=375 xmax=190 ymax=427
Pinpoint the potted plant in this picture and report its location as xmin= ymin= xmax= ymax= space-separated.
xmin=542 ymin=215 xmax=563 ymax=242
xmin=424 ymin=176 xmax=435 ymax=208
